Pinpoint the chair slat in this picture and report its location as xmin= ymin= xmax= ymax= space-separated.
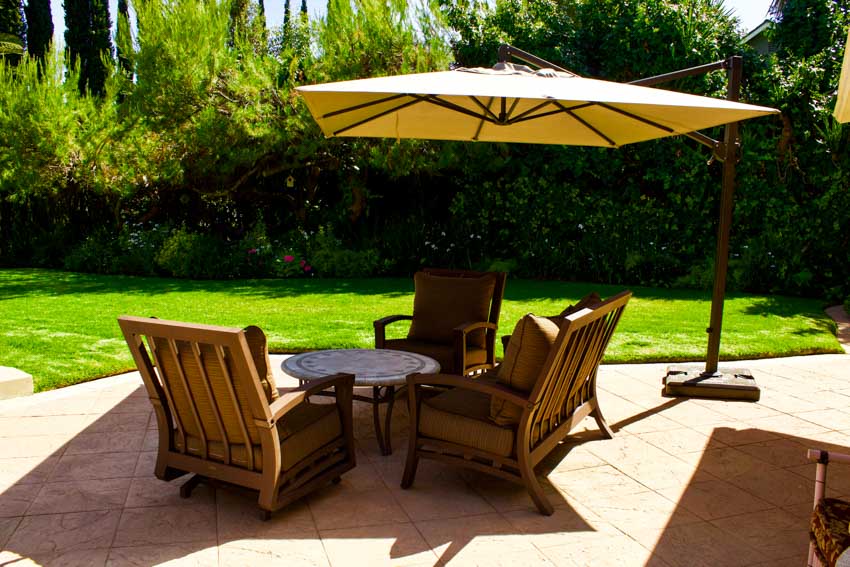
xmin=190 ymin=341 xmax=229 ymax=464
xmin=214 ymin=344 xmax=255 ymax=471
xmin=147 ymin=335 xmax=187 ymax=453
xmin=167 ymin=338 xmax=208 ymax=459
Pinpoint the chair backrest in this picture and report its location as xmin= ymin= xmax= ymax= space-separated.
xmin=422 ymin=268 xmax=507 ymax=327
xmin=118 ymin=316 xmax=272 ymax=470
xmin=524 ymin=290 xmax=631 ymax=447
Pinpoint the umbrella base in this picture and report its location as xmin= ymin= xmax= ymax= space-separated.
xmin=662 ymin=364 xmax=760 ymax=401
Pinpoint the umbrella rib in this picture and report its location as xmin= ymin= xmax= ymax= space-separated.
xmin=322 ymin=93 xmax=409 ymax=119
xmin=596 ymin=102 xmax=675 ymax=133
xmin=553 ymin=102 xmax=617 ymax=146
xmin=332 ymin=97 xmax=423 ymax=136
xmin=466 ymin=96 xmax=502 ymax=122
xmin=415 ymin=95 xmax=501 ymax=123
xmin=509 ymin=100 xmax=557 ymax=123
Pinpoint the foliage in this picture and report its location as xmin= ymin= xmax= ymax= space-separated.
xmin=0 ymin=0 xmax=24 ymax=64
xmin=1 ymin=0 xmax=850 ymax=302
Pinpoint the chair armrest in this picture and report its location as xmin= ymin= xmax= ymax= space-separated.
xmin=406 ymin=372 xmax=532 ymax=408
xmin=808 ymin=449 xmax=850 ymax=464
xmin=374 ymin=314 xmax=413 ymax=329
xmin=452 ymin=321 xmax=497 ymax=335
xmin=374 ymin=315 xmax=413 ymax=348
xmin=268 ymin=373 xmax=355 ymax=423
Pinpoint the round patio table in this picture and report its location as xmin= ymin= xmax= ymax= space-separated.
xmin=282 ymin=349 xmax=440 ymax=456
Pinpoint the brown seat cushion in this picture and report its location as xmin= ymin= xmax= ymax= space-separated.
xmin=811 ymin=497 xmax=850 ymax=566
xmin=243 ymin=325 xmax=279 ymax=403
xmin=175 ymin=401 xmax=341 ymax=472
xmin=490 ymin=314 xmax=560 ymax=426
xmin=407 ymin=272 xmax=496 ymax=348
xmin=419 ymin=385 xmax=515 ymax=457
xmin=383 ymin=338 xmax=487 ymax=375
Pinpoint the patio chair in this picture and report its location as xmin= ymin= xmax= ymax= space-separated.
xmin=401 ymin=290 xmax=631 ymax=515
xmin=118 ymin=316 xmax=356 ymax=520
xmin=807 ymin=449 xmax=850 ymax=566
xmin=374 ymin=268 xmax=507 ymax=375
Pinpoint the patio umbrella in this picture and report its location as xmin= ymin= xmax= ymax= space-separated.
xmin=298 ymin=63 xmax=777 ymax=146
xmin=296 ymin=46 xmax=780 ymax=397
xmin=834 ymin=27 xmax=850 ymax=123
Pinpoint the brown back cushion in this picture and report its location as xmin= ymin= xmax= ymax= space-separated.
xmin=407 ymin=272 xmax=496 ymax=348
xmin=547 ymin=291 xmax=602 ymax=326
xmin=490 ymin=314 xmax=560 ymax=426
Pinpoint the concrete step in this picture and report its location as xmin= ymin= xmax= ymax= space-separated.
xmin=0 ymin=366 xmax=33 ymax=399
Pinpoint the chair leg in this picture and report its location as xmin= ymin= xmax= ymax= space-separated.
xmin=179 ymin=474 xmax=203 ymax=499
xmin=519 ymin=454 xmax=553 ymax=516
xmin=591 ymin=405 xmax=615 ymax=439
xmin=401 ymin=449 xmax=419 ymax=489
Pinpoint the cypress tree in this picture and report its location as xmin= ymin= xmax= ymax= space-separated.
xmin=230 ymin=0 xmax=249 ymax=41
xmin=282 ymin=0 xmax=290 ymax=45
xmin=64 ymin=0 xmax=113 ymax=95
xmin=24 ymin=0 xmax=53 ymax=66
xmin=299 ymin=0 xmax=306 ymax=18
xmin=87 ymin=0 xmax=111 ymax=94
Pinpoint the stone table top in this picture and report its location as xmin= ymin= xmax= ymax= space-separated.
xmin=281 ymin=349 xmax=441 ymax=387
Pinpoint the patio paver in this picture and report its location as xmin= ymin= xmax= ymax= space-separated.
xmin=1 ymin=353 xmax=848 ymax=566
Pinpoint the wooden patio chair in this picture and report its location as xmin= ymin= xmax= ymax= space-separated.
xmin=118 ymin=316 xmax=356 ymax=519
xmin=401 ymin=290 xmax=631 ymax=515
xmin=374 ymin=268 xmax=507 ymax=375
xmin=807 ymin=449 xmax=850 ymax=566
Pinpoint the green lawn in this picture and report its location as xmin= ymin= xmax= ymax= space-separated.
xmin=0 ymin=268 xmax=841 ymax=391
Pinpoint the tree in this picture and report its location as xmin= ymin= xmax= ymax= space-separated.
xmin=64 ymin=0 xmax=113 ymax=95
xmin=0 ymin=0 xmax=25 ymax=64
xmin=24 ymin=0 xmax=52 ymax=67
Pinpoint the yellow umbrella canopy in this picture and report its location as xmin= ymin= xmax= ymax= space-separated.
xmin=297 ymin=63 xmax=778 ymax=147
xmin=834 ymin=27 xmax=850 ymax=123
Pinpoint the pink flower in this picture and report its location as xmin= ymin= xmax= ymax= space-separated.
xmin=304 ymin=265 xmax=312 ymax=272
xmin=299 ymin=260 xmax=306 ymax=267
xmin=247 ymin=248 xmax=258 ymax=255
xmin=284 ymin=255 xmax=294 ymax=262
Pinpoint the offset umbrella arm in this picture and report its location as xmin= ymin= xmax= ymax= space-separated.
xmin=497 ymin=44 xmax=575 ymax=74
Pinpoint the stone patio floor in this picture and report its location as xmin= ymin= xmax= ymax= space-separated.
xmin=2 ymin=353 xmax=850 ymax=566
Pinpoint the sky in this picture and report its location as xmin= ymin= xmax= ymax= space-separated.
xmin=46 ymin=0 xmax=773 ymax=50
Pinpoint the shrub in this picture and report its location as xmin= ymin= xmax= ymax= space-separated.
xmin=309 ymin=226 xmax=378 ymax=278
xmin=63 ymin=230 xmax=122 ymax=274
xmin=155 ymin=227 xmax=231 ymax=279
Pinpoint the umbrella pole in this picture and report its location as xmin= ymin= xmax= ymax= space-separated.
xmin=706 ymin=56 xmax=742 ymax=375
xmin=663 ymin=55 xmax=759 ymax=401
